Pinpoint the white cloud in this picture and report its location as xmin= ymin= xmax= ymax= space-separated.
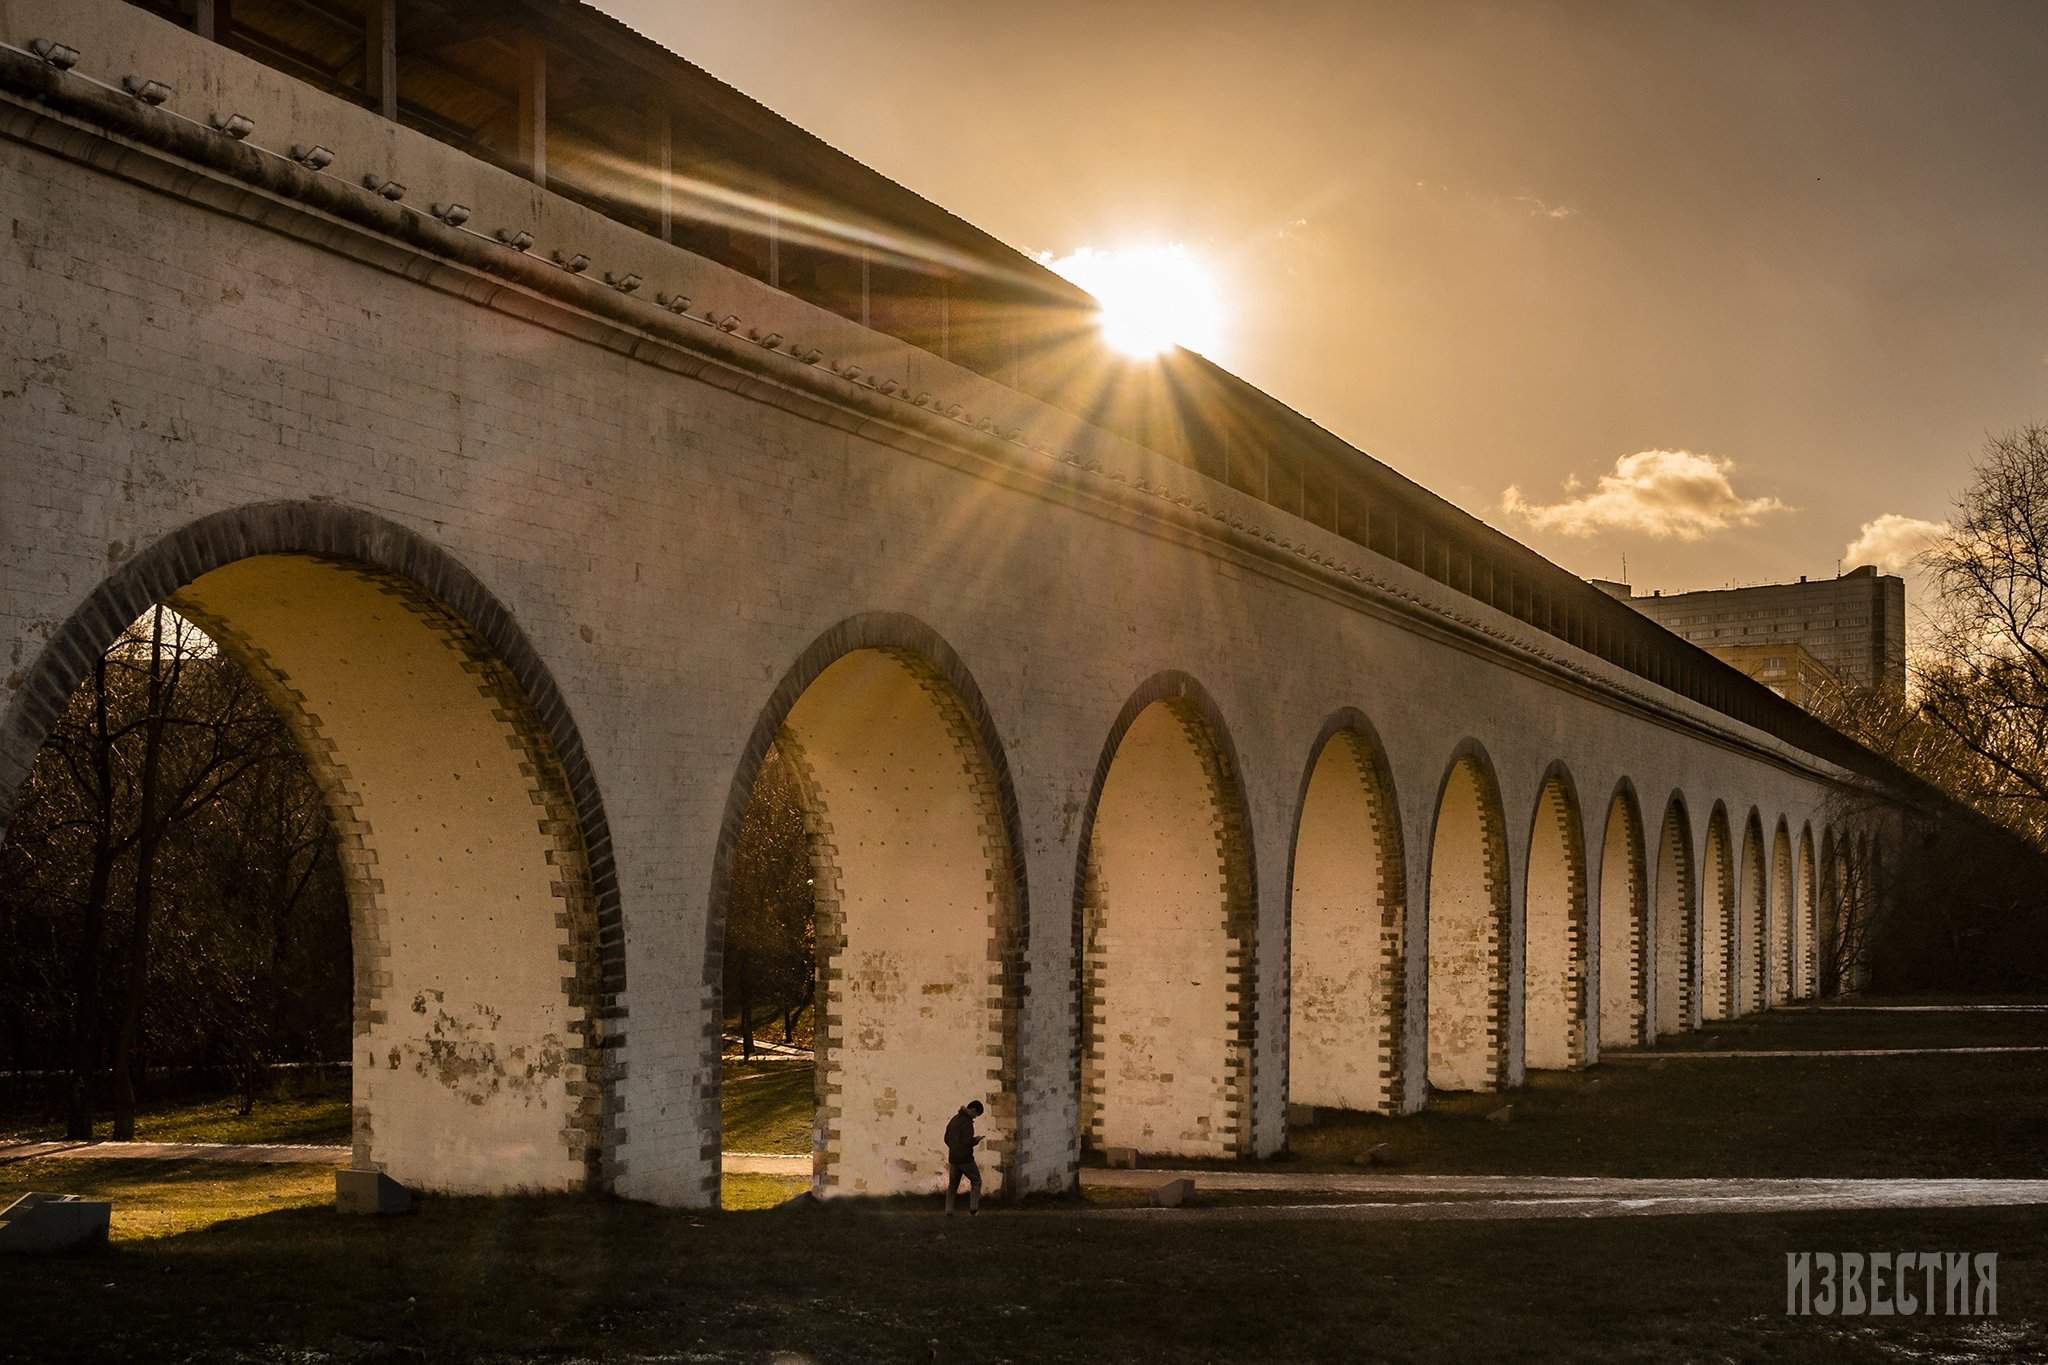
xmin=1843 ymin=513 xmax=1948 ymax=572
xmin=1502 ymin=449 xmax=1789 ymax=541
xmin=1511 ymin=194 xmax=1578 ymax=220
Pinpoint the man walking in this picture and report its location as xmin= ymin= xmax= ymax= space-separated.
xmin=943 ymin=1099 xmax=985 ymax=1215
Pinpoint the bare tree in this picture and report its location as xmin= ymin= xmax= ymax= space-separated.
xmin=1917 ymin=424 xmax=2048 ymax=849
xmin=0 ymin=609 xmax=350 ymax=1131
xmin=723 ymin=744 xmax=817 ymax=1058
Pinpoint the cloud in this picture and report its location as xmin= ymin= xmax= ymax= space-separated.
xmin=1843 ymin=513 xmax=1948 ymax=572
xmin=1511 ymin=194 xmax=1578 ymax=220
xmin=1502 ymin=449 xmax=1790 ymax=541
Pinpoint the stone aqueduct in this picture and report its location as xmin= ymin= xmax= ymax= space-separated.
xmin=0 ymin=0 xmax=1899 ymax=1207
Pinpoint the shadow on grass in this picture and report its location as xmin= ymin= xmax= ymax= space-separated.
xmin=9 ymin=1182 xmax=2048 ymax=1364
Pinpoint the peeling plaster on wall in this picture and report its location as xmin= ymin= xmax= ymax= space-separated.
xmin=1287 ymin=727 xmax=1406 ymax=1112
xmin=778 ymin=649 xmax=1020 ymax=1198
xmin=174 ymin=554 xmax=599 ymax=1193
xmin=1082 ymin=697 xmax=1255 ymax=1158
xmin=1425 ymin=753 xmax=1510 ymax=1093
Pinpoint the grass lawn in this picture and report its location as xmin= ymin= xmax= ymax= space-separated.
xmin=721 ymin=1059 xmax=814 ymax=1156
xmin=0 ymin=1156 xmax=333 ymax=1240
xmin=1 ymin=1087 xmax=352 ymax=1147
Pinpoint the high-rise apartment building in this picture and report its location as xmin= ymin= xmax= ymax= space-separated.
xmin=1591 ymin=565 xmax=1905 ymax=693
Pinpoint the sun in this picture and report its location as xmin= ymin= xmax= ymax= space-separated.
xmin=1041 ymin=244 xmax=1225 ymax=359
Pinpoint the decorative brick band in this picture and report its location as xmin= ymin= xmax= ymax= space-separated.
xmin=1771 ymin=825 xmax=1796 ymax=1002
xmin=702 ymin=614 xmax=1029 ymax=1205
xmin=1605 ymin=789 xmax=1649 ymax=1047
xmin=1659 ymin=803 xmax=1696 ymax=1028
xmin=1797 ymin=830 xmax=1819 ymax=999
xmin=1742 ymin=817 xmax=1769 ymax=1013
xmin=0 ymin=502 xmax=627 ymax=1189
xmin=1469 ymin=753 xmax=1514 ymax=1090
xmin=1532 ymin=770 xmax=1589 ymax=1069
xmin=1704 ymin=809 xmax=1736 ymax=1019
xmin=1426 ymin=743 xmax=1514 ymax=1092
xmin=1071 ymin=672 xmax=1260 ymax=1161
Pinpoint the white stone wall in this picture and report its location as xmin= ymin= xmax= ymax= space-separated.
xmin=0 ymin=1 xmax=1876 ymax=1205
xmin=1287 ymin=733 xmax=1399 ymax=1111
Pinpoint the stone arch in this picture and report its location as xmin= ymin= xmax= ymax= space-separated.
xmin=1597 ymin=781 xmax=1649 ymax=1049
xmin=0 ymin=502 xmax=622 ymax=1194
xmin=1769 ymin=819 xmax=1796 ymax=1005
xmin=1075 ymin=673 xmax=1258 ymax=1160
xmin=1701 ymin=804 xmax=1737 ymax=1021
xmin=703 ymin=614 xmax=1027 ymax=1200
xmin=1796 ymin=824 xmax=1818 ymax=1000
xmin=1424 ymin=741 xmax=1512 ymax=1094
xmin=1653 ymin=794 xmax=1697 ymax=1037
xmin=1286 ymin=711 xmax=1406 ymax=1114
xmin=1522 ymin=763 xmax=1589 ymax=1071
xmin=1737 ymin=810 xmax=1768 ymax=1014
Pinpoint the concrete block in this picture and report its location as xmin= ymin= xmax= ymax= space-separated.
xmin=335 ymin=1168 xmax=413 ymax=1215
xmin=1103 ymin=1147 xmax=1139 ymax=1169
xmin=1365 ymin=1143 xmax=1397 ymax=1166
xmin=1149 ymin=1177 xmax=1194 ymax=1209
xmin=1484 ymin=1104 xmax=1514 ymax=1124
xmin=0 ymin=1192 xmax=112 ymax=1253
xmin=1286 ymin=1104 xmax=1316 ymax=1128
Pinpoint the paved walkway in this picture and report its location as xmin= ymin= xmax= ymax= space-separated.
xmin=1602 ymin=1045 xmax=2048 ymax=1061
xmin=1079 ymin=1169 xmax=2048 ymax=1222
xmin=1816 ymin=1003 xmax=2048 ymax=1013
xmin=722 ymin=1152 xmax=808 ymax=1175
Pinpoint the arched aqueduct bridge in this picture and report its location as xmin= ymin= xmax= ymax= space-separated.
xmin=1 ymin=0 xmax=1906 ymax=1205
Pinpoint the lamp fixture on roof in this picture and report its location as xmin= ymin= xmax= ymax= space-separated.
xmin=29 ymin=39 xmax=79 ymax=70
xmin=121 ymin=75 xmax=171 ymax=105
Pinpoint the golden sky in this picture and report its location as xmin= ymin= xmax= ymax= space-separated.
xmin=596 ymin=0 xmax=2045 ymax=602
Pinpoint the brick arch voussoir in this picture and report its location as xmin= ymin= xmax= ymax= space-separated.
xmin=1424 ymin=738 xmax=1514 ymax=1088
xmin=0 ymin=499 xmax=626 ymax=1188
xmin=1283 ymin=709 xmax=1410 ymax=1114
xmin=1071 ymin=671 xmax=1261 ymax=1158
xmin=1526 ymin=760 xmax=1590 ymax=1068
xmin=700 ymin=612 xmax=1030 ymax=1201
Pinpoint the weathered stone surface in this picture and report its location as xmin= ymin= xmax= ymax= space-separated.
xmin=0 ymin=1193 xmax=111 ymax=1253
xmin=335 ymin=1169 xmax=413 ymax=1215
xmin=1150 ymin=1178 xmax=1195 ymax=1208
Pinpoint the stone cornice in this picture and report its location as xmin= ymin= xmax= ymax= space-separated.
xmin=0 ymin=46 xmax=1867 ymax=790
